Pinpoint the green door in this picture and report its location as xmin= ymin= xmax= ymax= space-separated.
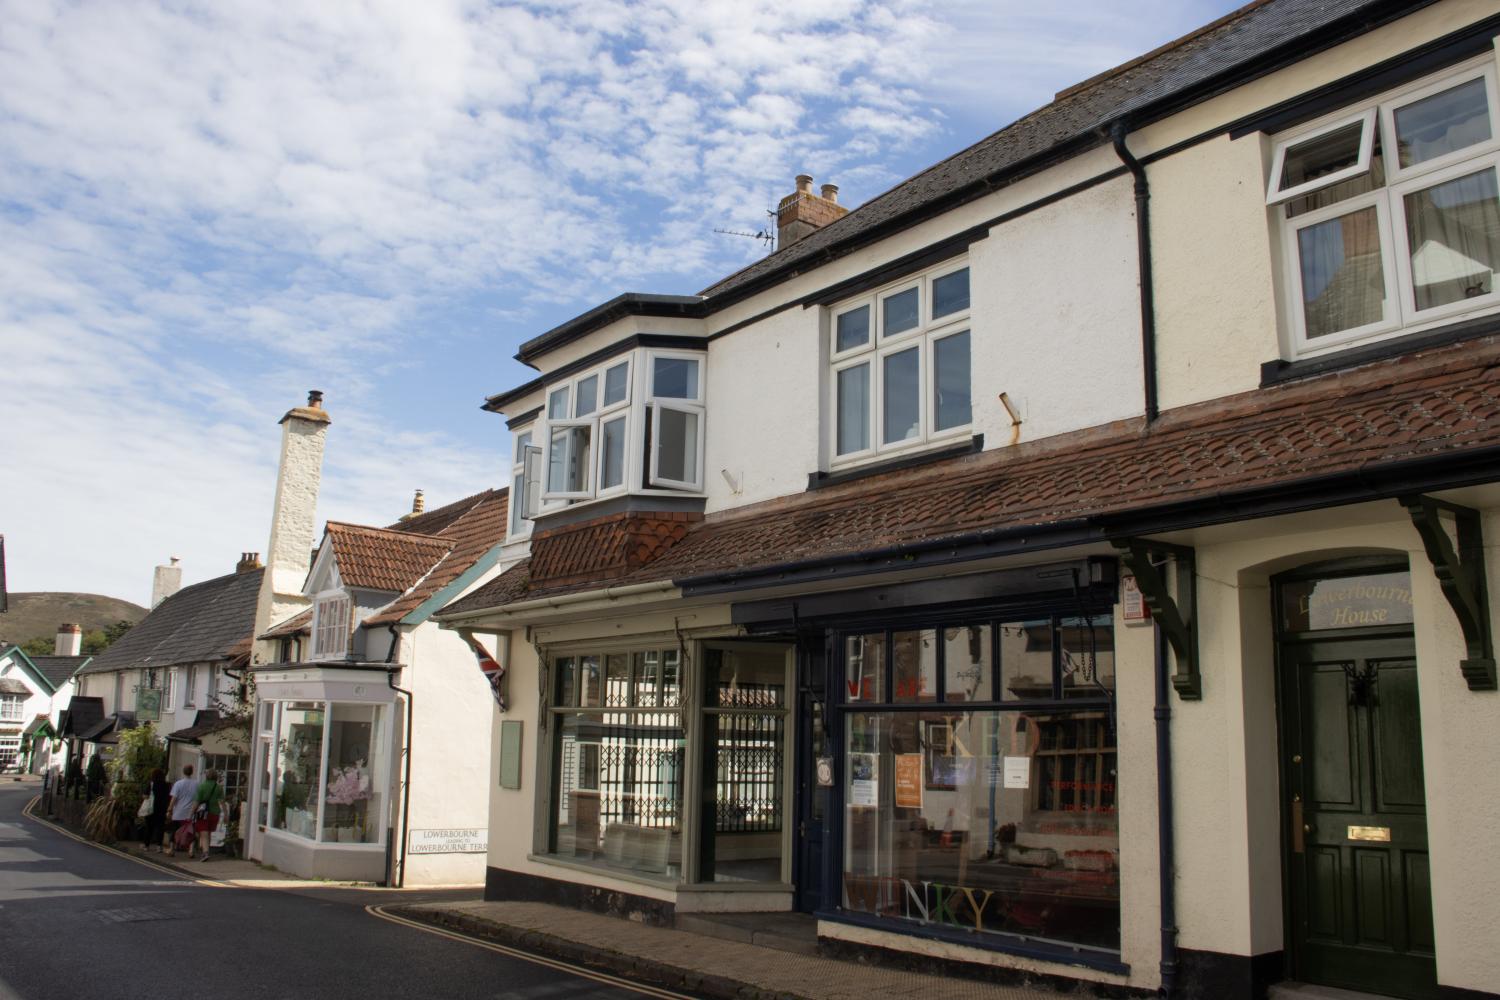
xmin=1280 ymin=635 xmax=1437 ymax=999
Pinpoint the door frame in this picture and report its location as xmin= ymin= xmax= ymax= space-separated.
xmin=1271 ymin=556 xmax=1434 ymax=996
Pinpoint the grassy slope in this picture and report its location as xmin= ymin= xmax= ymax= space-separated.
xmin=0 ymin=592 xmax=149 ymax=646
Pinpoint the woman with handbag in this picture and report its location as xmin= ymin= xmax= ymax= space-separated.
xmin=192 ymin=768 xmax=225 ymax=862
xmin=139 ymin=767 xmax=171 ymax=852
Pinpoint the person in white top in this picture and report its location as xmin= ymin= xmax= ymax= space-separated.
xmin=165 ymin=764 xmax=199 ymax=857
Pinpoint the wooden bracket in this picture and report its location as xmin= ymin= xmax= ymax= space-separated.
xmin=1111 ymin=538 xmax=1201 ymax=700
xmin=1401 ymin=495 xmax=1495 ymax=691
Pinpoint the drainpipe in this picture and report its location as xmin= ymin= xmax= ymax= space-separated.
xmin=385 ymin=624 xmax=414 ymax=889
xmin=1154 ymin=625 xmax=1181 ymax=997
xmin=1110 ymin=122 xmax=1160 ymax=424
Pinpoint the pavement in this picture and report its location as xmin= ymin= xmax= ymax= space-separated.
xmin=391 ymin=899 xmax=1081 ymax=1000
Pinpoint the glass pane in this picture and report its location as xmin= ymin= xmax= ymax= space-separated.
xmin=510 ymin=472 xmax=526 ymax=534
xmin=999 ymin=620 xmax=1053 ymax=700
xmin=579 ymin=655 xmax=602 ymax=707
xmin=1404 ymin=168 xmax=1500 ymax=310
xmin=552 ymin=712 xmax=684 ymax=879
xmin=660 ymin=650 xmax=682 ymax=707
xmin=1280 ymin=120 xmax=1365 ymax=192
xmin=1279 ymin=571 xmax=1414 ymax=632
xmin=845 ymin=633 xmax=885 ymax=702
xmin=892 ymin=630 xmax=937 ymax=702
xmin=603 ymin=362 xmax=629 ymax=406
xmin=548 ymin=387 xmax=569 ymax=420
xmin=652 ymin=356 xmax=699 ymax=399
xmin=943 ymin=624 xmax=993 ymax=702
xmin=1297 ymin=206 xmax=1386 ymax=339
xmin=655 ymin=407 xmax=699 ymax=485
xmin=836 ymin=363 xmax=870 ymax=455
xmin=882 ymin=287 xmax=919 ymax=337
xmin=547 ymin=425 xmax=592 ymax=494
xmin=600 ymin=417 xmax=626 ymax=490
xmin=707 ymin=708 xmax=785 ymax=882
xmin=604 ymin=654 xmax=631 ymax=708
xmin=635 ymin=651 xmax=659 ymax=707
xmin=932 ymin=331 xmax=971 ymax=431
xmin=882 ymin=348 xmax=920 ymax=444
xmin=322 ymin=704 xmax=384 ymax=845
xmin=272 ymin=701 xmax=324 ymax=840
xmin=575 ymin=374 xmax=598 ymax=417
xmin=1395 ymin=77 xmax=1491 ymax=168
xmin=1060 ymin=615 xmax=1115 ymax=696
xmin=707 ymin=647 xmax=787 ymax=708
xmin=932 ymin=267 xmax=970 ymax=318
xmin=556 ymin=656 xmax=577 ymax=707
xmin=836 ymin=305 xmax=870 ymax=352
xmin=513 ymin=430 xmax=531 ymax=465
xmin=841 ymin=710 xmax=1119 ymax=952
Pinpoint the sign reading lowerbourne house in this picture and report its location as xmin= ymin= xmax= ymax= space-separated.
xmin=408 ymin=828 xmax=488 ymax=855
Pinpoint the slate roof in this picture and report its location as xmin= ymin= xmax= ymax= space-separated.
xmin=324 ymin=522 xmax=451 ymax=593
xmin=58 ymin=696 xmax=103 ymax=737
xmin=28 ymin=655 xmax=90 ymax=690
xmin=166 ymin=710 xmax=246 ymax=744
xmin=444 ymin=335 xmax=1500 ymax=616
xmin=78 ymin=569 xmax=263 ymax=675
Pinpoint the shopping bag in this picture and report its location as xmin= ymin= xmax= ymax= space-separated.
xmin=137 ymin=792 xmax=153 ymax=819
xmin=174 ymin=821 xmax=196 ymax=850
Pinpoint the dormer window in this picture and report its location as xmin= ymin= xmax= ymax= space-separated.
xmin=313 ymin=594 xmax=351 ymax=659
xmin=525 ymin=348 xmax=707 ymax=514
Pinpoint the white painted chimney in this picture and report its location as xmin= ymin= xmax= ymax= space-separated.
xmin=151 ymin=557 xmax=182 ymax=608
xmin=55 ymin=623 xmax=82 ymax=656
xmin=252 ymin=391 xmax=331 ymax=664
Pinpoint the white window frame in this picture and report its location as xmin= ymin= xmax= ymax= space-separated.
xmin=1266 ymin=108 xmax=1378 ymax=204
xmin=508 ymin=427 xmax=536 ymax=540
xmin=540 ymin=357 xmax=634 ymax=504
xmin=184 ymin=665 xmax=198 ymax=708
xmin=312 ymin=593 xmax=351 ymax=660
xmin=828 ymin=258 xmax=972 ymax=468
xmin=644 ymin=350 xmax=706 ymax=492
xmin=0 ymin=694 xmax=23 ymax=722
xmin=1271 ymin=57 xmax=1500 ymax=358
xmin=544 ymin=418 xmax=596 ymax=501
xmin=163 ymin=668 xmax=176 ymax=710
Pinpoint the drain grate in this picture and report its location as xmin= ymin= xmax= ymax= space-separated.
xmin=92 ymin=905 xmax=187 ymax=924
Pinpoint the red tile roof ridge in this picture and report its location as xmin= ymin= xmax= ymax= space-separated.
xmin=386 ymin=487 xmax=504 ymax=536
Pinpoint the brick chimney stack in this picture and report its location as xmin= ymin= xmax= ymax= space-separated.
xmin=399 ymin=489 xmax=425 ymax=522
xmin=252 ymin=391 xmax=331 ymax=663
xmin=236 ymin=552 xmax=263 ymax=574
xmin=151 ymin=556 xmax=182 ymax=609
xmin=55 ymin=623 xmax=82 ymax=656
xmin=776 ymin=174 xmax=848 ymax=249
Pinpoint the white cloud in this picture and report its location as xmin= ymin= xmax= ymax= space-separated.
xmin=0 ymin=0 xmax=1235 ymax=607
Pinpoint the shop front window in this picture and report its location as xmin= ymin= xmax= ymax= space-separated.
xmin=551 ymin=650 xmax=684 ymax=879
xmin=321 ymin=704 xmax=386 ymax=845
xmin=838 ymin=615 xmax=1119 ymax=955
xmin=267 ymin=699 xmax=387 ymax=845
xmin=274 ymin=702 xmax=325 ymax=840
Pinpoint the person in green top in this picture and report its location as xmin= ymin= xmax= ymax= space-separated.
xmin=192 ymin=768 xmax=225 ymax=862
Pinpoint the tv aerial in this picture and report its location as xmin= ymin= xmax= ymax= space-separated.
xmin=713 ymin=207 xmax=778 ymax=251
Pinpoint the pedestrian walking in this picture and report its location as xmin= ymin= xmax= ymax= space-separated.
xmin=165 ymin=764 xmax=199 ymax=858
xmin=140 ymin=767 xmax=171 ymax=852
xmin=193 ymin=768 xmax=225 ymax=862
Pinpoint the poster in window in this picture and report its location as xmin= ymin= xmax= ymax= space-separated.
xmin=894 ymin=753 xmax=923 ymax=809
xmin=850 ymin=752 xmax=878 ymax=806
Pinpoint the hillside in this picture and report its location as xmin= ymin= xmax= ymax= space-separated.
xmin=0 ymin=592 xmax=148 ymax=646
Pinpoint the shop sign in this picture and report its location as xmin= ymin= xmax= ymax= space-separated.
xmin=134 ymin=687 xmax=161 ymax=722
xmin=844 ymin=874 xmax=1004 ymax=934
xmin=894 ymin=754 xmax=923 ymax=808
xmin=1122 ymin=576 xmax=1151 ymax=625
xmin=1002 ymin=755 xmax=1030 ymax=790
xmin=849 ymin=753 xmax=878 ymax=806
xmin=408 ymin=828 xmax=488 ymax=854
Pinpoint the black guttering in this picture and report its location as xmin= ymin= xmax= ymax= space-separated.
xmin=1153 ymin=625 xmax=1181 ymax=996
xmin=484 ymin=333 xmax=709 ymax=414
xmin=1109 ymin=123 xmax=1159 ymax=424
xmin=675 ymin=443 xmax=1500 ymax=597
xmin=513 ymin=293 xmax=703 ymax=366
xmin=487 ymin=0 xmax=1437 ymax=380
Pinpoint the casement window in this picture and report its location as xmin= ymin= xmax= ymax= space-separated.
xmin=313 ymin=595 xmax=351 ymax=659
xmin=184 ymin=665 xmax=198 ymax=708
xmin=0 ymin=694 xmax=23 ymax=722
xmin=163 ymin=668 xmax=176 ymax=709
xmin=0 ymin=735 xmax=19 ymax=771
xmin=1270 ymin=58 xmax=1500 ymax=356
xmin=830 ymin=260 xmax=971 ymax=464
xmin=508 ymin=428 xmax=539 ymax=539
xmin=527 ymin=349 xmax=707 ymax=514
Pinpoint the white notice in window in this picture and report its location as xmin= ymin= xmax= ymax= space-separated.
xmin=1003 ymin=756 xmax=1031 ymax=790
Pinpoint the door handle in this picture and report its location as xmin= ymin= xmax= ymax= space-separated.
xmin=1291 ymin=799 xmax=1305 ymax=854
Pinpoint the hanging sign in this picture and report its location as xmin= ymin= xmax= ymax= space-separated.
xmin=894 ymin=754 xmax=923 ymax=809
xmin=1122 ymin=576 xmax=1151 ymax=625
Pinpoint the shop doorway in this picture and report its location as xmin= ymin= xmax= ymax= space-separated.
xmin=1275 ymin=564 xmax=1436 ymax=1000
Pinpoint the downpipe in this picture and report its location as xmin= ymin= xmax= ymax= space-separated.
xmin=1110 ymin=121 xmax=1160 ymax=424
xmin=1155 ymin=624 xmax=1181 ymax=997
xmin=386 ymin=624 xmax=414 ymax=889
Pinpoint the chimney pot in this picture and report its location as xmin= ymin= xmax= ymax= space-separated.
xmin=308 ymin=390 xmax=324 ymax=409
xmin=237 ymin=551 xmax=263 ymax=574
xmin=796 ymin=174 xmax=813 ymax=193
xmin=776 ymin=174 xmax=849 ymax=250
xmin=821 ymin=184 xmax=839 ymax=203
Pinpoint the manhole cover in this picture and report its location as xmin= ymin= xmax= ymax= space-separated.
xmin=92 ymin=905 xmax=187 ymax=924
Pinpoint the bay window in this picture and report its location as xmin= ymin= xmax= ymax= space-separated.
xmin=520 ymin=348 xmax=706 ymax=522
xmin=1271 ymin=58 xmax=1500 ymax=356
xmin=830 ymin=260 xmax=971 ymax=464
xmin=266 ymin=699 xmax=388 ymax=846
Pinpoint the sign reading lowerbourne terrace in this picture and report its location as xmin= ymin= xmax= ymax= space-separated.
xmin=408 ymin=828 xmax=488 ymax=854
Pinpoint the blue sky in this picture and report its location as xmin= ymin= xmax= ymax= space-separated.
xmin=1 ymin=0 xmax=1237 ymax=609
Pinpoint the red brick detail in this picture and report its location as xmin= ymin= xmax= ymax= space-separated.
xmin=529 ymin=510 xmax=704 ymax=589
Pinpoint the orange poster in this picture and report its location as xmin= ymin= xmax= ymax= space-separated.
xmin=895 ymin=753 xmax=923 ymax=809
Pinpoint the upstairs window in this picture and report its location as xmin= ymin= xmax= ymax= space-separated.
xmin=830 ymin=261 xmax=971 ymax=464
xmin=313 ymin=595 xmax=351 ymax=660
xmin=508 ymin=428 xmax=539 ymax=539
xmin=0 ymin=694 xmax=22 ymax=721
xmin=1270 ymin=59 xmax=1500 ymax=356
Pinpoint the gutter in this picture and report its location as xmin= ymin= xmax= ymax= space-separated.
xmin=1153 ymin=625 xmax=1180 ymax=996
xmin=1109 ymin=122 xmax=1159 ymax=424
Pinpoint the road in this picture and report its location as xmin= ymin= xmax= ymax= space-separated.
xmin=0 ymin=778 xmax=653 ymax=1000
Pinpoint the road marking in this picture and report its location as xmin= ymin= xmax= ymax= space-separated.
xmin=20 ymin=795 xmax=230 ymax=888
xmin=365 ymin=904 xmax=699 ymax=1000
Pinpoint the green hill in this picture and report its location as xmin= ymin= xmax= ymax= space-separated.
xmin=0 ymin=592 xmax=148 ymax=648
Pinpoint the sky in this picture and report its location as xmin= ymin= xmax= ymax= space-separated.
xmin=0 ymin=0 xmax=1238 ymax=610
